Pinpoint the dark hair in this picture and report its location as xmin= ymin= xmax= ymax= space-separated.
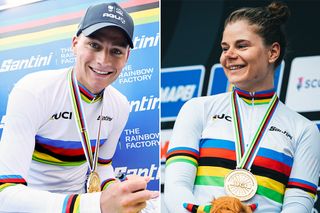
xmin=224 ymin=1 xmax=290 ymax=67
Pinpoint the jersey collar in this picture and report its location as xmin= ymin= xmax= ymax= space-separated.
xmin=234 ymin=87 xmax=276 ymax=105
xmin=78 ymin=82 xmax=104 ymax=104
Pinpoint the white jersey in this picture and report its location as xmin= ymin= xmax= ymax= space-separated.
xmin=0 ymin=68 xmax=130 ymax=212
xmin=164 ymin=88 xmax=320 ymax=213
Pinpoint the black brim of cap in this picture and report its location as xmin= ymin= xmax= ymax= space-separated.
xmin=81 ymin=23 xmax=133 ymax=48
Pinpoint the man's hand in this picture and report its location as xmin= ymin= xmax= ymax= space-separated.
xmin=100 ymin=176 xmax=159 ymax=213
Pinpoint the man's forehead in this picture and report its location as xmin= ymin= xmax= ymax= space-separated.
xmin=88 ymin=27 xmax=129 ymax=46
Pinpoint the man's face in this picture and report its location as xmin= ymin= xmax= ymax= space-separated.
xmin=72 ymin=26 xmax=130 ymax=94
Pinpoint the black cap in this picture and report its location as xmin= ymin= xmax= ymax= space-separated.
xmin=76 ymin=2 xmax=134 ymax=48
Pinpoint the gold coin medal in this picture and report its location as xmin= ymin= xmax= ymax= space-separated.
xmin=68 ymin=69 xmax=104 ymax=193
xmin=87 ymin=171 xmax=101 ymax=193
xmin=226 ymin=90 xmax=279 ymax=200
xmin=224 ymin=169 xmax=258 ymax=201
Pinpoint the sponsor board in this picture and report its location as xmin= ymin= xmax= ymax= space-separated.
xmin=118 ymin=65 xmax=154 ymax=84
xmin=129 ymin=95 xmax=160 ymax=113
xmin=114 ymin=164 xmax=160 ymax=181
xmin=286 ymin=56 xmax=320 ymax=112
xmin=0 ymin=52 xmax=54 ymax=73
xmin=207 ymin=62 xmax=284 ymax=95
xmin=161 ymin=65 xmax=205 ymax=122
xmin=114 ymin=163 xmax=160 ymax=190
xmin=122 ymin=127 xmax=160 ymax=149
xmin=133 ymin=33 xmax=160 ymax=50
xmin=111 ymin=22 xmax=160 ymax=191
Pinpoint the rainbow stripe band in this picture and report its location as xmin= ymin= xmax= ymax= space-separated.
xmin=98 ymin=158 xmax=112 ymax=166
xmin=62 ymin=194 xmax=80 ymax=213
xmin=0 ymin=175 xmax=27 ymax=185
xmin=78 ymin=82 xmax=103 ymax=104
xmin=166 ymin=147 xmax=199 ymax=167
xmin=0 ymin=175 xmax=27 ymax=192
xmin=235 ymin=88 xmax=276 ymax=105
xmin=194 ymin=138 xmax=293 ymax=204
xmin=101 ymin=178 xmax=116 ymax=191
xmin=287 ymin=178 xmax=318 ymax=198
xmin=183 ymin=203 xmax=211 ymax=213
xmin=0 ymin=183 xmax=17 ymax=192
xmin=32 ymin=135 xmax=107 ymax=166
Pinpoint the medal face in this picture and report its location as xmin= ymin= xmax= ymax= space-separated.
xmin=224 ymin=169 xmax=257 ymax=201
xmin=87 ymin=171 xmax=101 ymax=193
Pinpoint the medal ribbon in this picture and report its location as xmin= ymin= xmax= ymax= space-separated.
xmin=68 ymin=69 xmax=103 ymax=172
xmin=231 ymin=90 xmax=279 ymax=170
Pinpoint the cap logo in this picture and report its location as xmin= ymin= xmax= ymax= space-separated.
xmin=102 ymin=13 xmax=126 ymax=24
xmin=116 ymin=8 xmax=123 ymax=16
xmin=108 ymin=5 xmax=114 ymax=12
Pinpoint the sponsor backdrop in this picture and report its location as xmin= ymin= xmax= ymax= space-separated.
xmin=0 ymin=0 xmax=160 ymax=190
xmin=161 ymin=0 xmax=320 ymax=212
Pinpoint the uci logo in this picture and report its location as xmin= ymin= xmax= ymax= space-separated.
xmin=51 ymin=112 xmax=72 ymax=120
xmin=212 ymin=113 xmax=231 ymax=122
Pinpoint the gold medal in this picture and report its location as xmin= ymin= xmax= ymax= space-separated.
xmin=224 ymin=169 xmax=257 ymax=201
xmin=87 ymin=171 xmax=101 ymax=193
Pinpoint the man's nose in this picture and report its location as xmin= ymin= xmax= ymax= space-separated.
xmin=98 ymin=50 xmax=111 ymax=65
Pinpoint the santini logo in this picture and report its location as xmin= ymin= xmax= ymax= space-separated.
xmin=0 ymin=53 xmax=53 ymax=72
xmin=269 ymin=126 xmax=293 ymax=140
xmin=97 ymin=115 xmax=113 ymax=121
xmin=296 ymin=77 xmax=320 ymax=91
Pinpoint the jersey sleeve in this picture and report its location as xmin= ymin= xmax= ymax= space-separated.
xmin=282 ymin=122 xmax=320 ymax=212
xmin=97 ymin=91 xmax=130 ymax=191
xmin=0 ymin=81 xmax=102 ymax=213
xmin=164 ymin=98 xmax=205 ymax=212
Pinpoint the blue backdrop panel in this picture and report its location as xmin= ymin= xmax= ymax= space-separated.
xmin=161 ymin=65 xmax=205 ymax=122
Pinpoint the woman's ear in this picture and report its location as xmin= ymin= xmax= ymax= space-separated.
xmin=268 ymin=42 xmax=280 ymax=64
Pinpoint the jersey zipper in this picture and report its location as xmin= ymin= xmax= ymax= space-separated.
xmin=247 ymin=91 xmax=255 ymax=151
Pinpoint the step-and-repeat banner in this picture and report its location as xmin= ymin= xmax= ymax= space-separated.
xmin=0 ymin=0 xmax=159 ymax=190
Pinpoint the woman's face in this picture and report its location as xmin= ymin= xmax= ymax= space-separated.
xmin=220 ymin=20 xmax=278 ymax=92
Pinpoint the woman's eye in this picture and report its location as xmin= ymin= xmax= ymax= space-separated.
xmin=238 ymin=44 xmax=247 ymax=49
xmin=221 ymin=47 xmax=228 ymax=52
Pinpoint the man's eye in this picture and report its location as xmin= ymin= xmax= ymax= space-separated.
xmin=112 ymin=49 xmax=123 ymax=55
xmin=89 ymin=42 xmax=100 ymax=49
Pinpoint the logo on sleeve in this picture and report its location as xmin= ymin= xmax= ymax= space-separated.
xmin=97 ymin=115 xmax=113 ymax=121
